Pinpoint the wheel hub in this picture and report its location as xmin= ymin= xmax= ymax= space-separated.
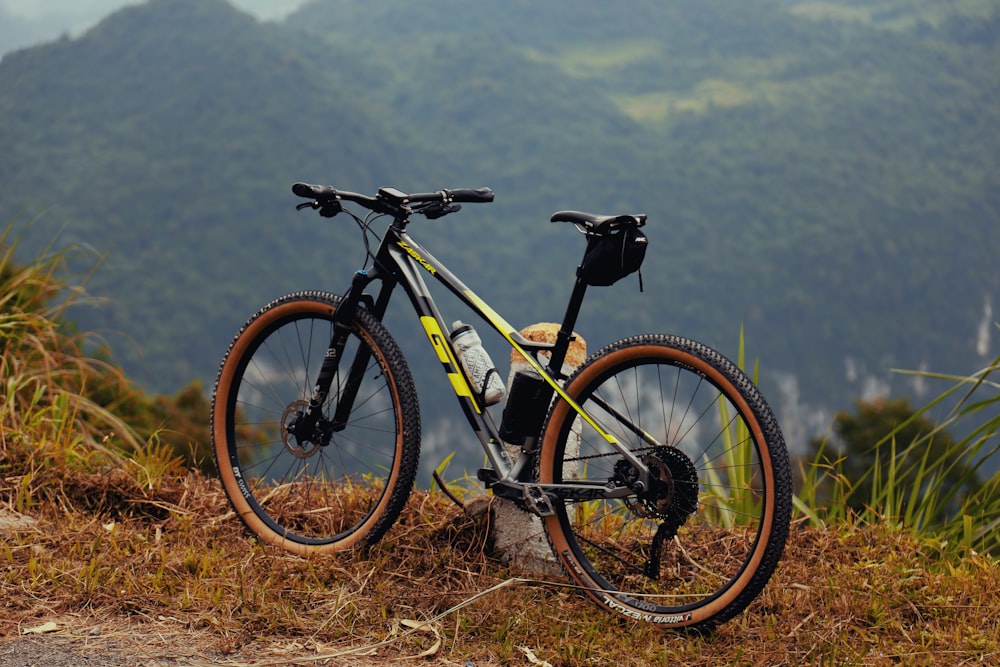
xmin=281 ymin=400 xmax=328 ymax=458
xmin=618 ymin=446 xmax=699 ymax=523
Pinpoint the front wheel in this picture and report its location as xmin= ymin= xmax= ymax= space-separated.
xmin=538 ymin=335 xmax=792 ymax=630
xmin=211 ymin=291 xmax=421 ymax=555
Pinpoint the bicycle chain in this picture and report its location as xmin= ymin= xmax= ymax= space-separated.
xmin=564 ymin=444 xmax=663 ymax=463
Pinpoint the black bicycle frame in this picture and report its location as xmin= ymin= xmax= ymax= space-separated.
xmin=312 ymin=217 xmax=653 ymax=501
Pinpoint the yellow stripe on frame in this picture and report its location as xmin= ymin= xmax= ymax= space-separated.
xmin=418 ymin=315 xmax=479 ymax=411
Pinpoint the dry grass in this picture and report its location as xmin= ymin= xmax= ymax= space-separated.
xmin=1 ymin=462 xmax=997 ymax=667
xmin=2 ymin=230 xmax=997 ymax=665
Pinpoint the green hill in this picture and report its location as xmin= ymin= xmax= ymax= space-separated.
xmin=1 ymin=0 xmax=998 ymax=470
xmin=0 ymin=0 xmax=406 ymax=385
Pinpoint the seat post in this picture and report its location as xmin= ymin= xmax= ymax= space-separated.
xmin=547 ymin=278 xmax=588 ymax=376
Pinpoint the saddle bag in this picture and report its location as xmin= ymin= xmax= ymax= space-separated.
xmin=577 ymin=217 xmax=648 ymax=287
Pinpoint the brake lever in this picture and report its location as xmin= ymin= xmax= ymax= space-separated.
xmin=421 ymin=203 xmax=462 ymax=220
xmin=295 ymin=199 xmax=343 ymax=218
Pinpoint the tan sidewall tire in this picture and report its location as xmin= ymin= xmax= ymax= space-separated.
xmin=539 ymin=340 xmax=786 ymax=629
xmin=212 ymin=296 xmax=409 ymax=556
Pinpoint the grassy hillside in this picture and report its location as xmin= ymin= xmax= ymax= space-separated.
xmin=2 ymin=172 xmax=998 ymax=666
xmin=0 ymin=0 xmax=407 ymax=387
xmin=3 ymin=481 xmax=998 ymax=665
xmin=0 ymin=0 xmax=998 ymax=472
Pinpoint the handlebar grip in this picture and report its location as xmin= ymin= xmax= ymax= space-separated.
xmin=447 ymin=188 xmax=494 ymax=203
xmin=292 ymin=182 xmax=338 ymax=199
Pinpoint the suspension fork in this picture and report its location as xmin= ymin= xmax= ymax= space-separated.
xmin=294 ymin=268 xmax=393 ymax=440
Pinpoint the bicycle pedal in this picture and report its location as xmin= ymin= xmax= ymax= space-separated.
xmin=523 ymin=485 xmax=555 ymax=517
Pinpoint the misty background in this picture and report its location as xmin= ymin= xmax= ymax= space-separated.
xmin=1 ymin=0 xmax=998 ymax=481
xmin=1 ymin=0 xmax=299 ymax=53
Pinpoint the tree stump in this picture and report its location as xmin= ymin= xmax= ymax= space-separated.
xmin=489 ymin=323 xmax=587 ymax=575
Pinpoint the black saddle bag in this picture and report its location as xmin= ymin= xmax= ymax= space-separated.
xmin=577 ymin=217 xmax=648 ymax=287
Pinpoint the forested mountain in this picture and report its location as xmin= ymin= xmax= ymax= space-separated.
xmin=1 ymin=0 xmax=998 ymax=470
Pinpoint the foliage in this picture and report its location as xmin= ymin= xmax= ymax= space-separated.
xmin=0 ymin=223 xmax=140 ymax=468
xmin=0 ymin=0 xmax=998 ymax=438
xmin=808 ymin=397 xmax=981 ymax=521
xmin=797 ymin=358 xmax=1000 ymax=556
xmin=88 ymin=376 xmax=215 ymax=474
xmin=0 ymin=224 xmax=212 ymax=478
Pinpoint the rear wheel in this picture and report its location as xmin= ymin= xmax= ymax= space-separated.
xmin=211 ymin=291 xmax=420 ymax=555
xmin=538 ymin=335 xmax=791 ymax=630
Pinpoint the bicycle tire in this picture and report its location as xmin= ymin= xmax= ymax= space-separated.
xmin=211 ymin=291 xmax=420 ymax=555
xmin=537 ymin=335 xmax=791 ymax=630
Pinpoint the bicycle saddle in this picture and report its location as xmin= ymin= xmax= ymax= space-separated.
xmin=550 ymin=211 xmax=647 ymax=229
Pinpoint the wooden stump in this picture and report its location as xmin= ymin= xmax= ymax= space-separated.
xmin=489 ymin=323 xmax=586 ymax=575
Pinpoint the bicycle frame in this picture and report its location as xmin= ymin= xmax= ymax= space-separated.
xmin=315 ymin=216 xmax=654 ymax=506
xmin=215 ymin=184 xmax=792 ymax=627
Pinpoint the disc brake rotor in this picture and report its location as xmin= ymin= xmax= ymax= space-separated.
xmin=281 ymin=400 xmax=322 ymax=459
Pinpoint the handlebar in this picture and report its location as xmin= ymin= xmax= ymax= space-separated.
xmin=440 ymin=188 xmax=495 ymax=204
xmin=292 ymin=182 xmax=494 ymax=219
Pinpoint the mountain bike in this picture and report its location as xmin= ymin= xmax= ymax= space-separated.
xmin=210 ymin=183 xmax=793 ymax=630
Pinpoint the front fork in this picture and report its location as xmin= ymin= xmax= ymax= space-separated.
xmin=286 ymin=269 xmax=380 ymax=447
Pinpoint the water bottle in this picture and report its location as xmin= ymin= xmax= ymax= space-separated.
xmin=450 ymin=321 xmax=505 ymax=406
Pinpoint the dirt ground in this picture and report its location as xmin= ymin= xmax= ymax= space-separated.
xmin=0 ymin=634 xmax=461 ymax=666
xmin=0 ymin=617 xmax=489 ymax=667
